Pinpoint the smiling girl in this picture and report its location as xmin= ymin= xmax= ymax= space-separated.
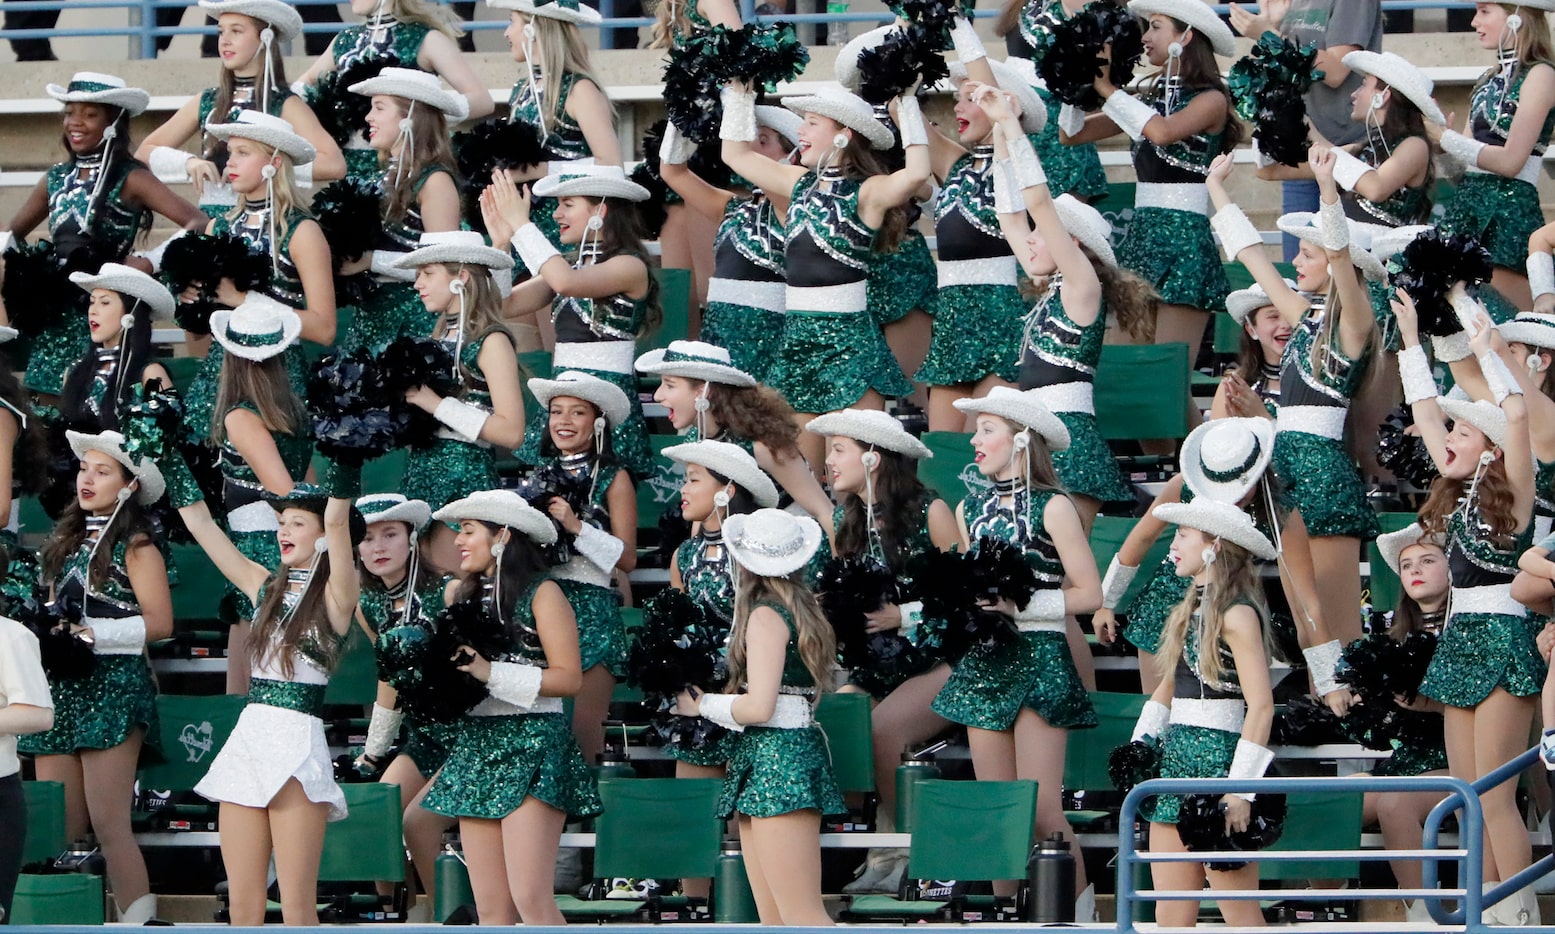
xmin=58 ymin=264 xmax=175 ymax=434
xmin=1210 ymin=284 xmax=1290 ymax=421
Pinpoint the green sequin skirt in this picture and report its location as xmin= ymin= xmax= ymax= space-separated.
xmin=1114 ymin=207 xmax=1229 ymax=313
xmin=868 ymin=231 xmax=938 ymax=325
xmin=665 ymin=723 xmax=738 ymax=767
xmin=423 ymin=713 xmax=604 ymax=820
xmin=402 ymin=439 xmax=499 ymax=512
xmin=1439 ymin=173 xmax=1541 ymax=270
xmin=768 ymin=312 xmax=913 ymax=413
xmin=402 ymin=717 xmax=460 ymax=777
xmin=517 ymin=363 xmax=655 ymax=480
xmin=931 ymin=630 xmax=1098 ymax=731
xmin=1372 ymin=735 xmax=1448 ymax=777
xmin=1053 ymin=410 xmax=1132 ymax=503
xmin=1139 ymin=723 xmax=1240 ymax=824
xmin=19 ymin=655 xmax=161 ymax=757
xmin=1032 ymin=97 xmax=1108 ymax=201
xmin=345 ymin=281 xmax=438 ymax=354
xmin=914 ymin=283 xmax=1026 ymax=385
xmin=555 ymin=578 xmax=626 ymax=676
xmin=1272 ymin=430 xmax=1379 ymax=540
xmin=701 ymin=303 xmax=785 ymax=384
xmin=24 ymin=317 xmax=88 ymax=395
xmin=1121 ymin=556 xmax=1189 ymax=655
xmin=718 ymin=724 xmax=847 ymax=819
xmin=1421 ymin=610 xmax=1545 ymax=708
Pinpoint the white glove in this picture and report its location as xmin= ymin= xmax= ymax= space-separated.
xmin=1329 ymin=147 xmax=1372 ymax=192
xmin=659 ymin=122 xmax=697 ymax=165
xmin=698 ymin=692 xmax=745 ymax=732
xmin=1057 ymin=103 xmax=1086 ymax=137
xmin=510 ymin=223 xmax=561 ymax=276
xmin=1211 ymin=204 xmax=1262 ymax=261
xmin=950 ymin=17 xmax=986 ymax=63
xmin=573 ymin=521 xmax=625 ymax=576
xmin=719 ymin=85 xmax=758 ymax=143
xmin=1100 ymin=90 xmax=1155 ymax=142
xmin=87 ymin=616 xmax=146 ymax=651
xmin=1228 ymin=738 xmax=1275 ymax=801
xmin=1528 ymin=251 xmax=1555 ymax=301
xmin=1318 ymin=196 xmax=1349 ymax=252
xmin=1303 ymin=639 xmax=1344 ymax=697
xmin=1397 ymin=344 xmax=1437 ymax=404
xmin=1439 ymin=129 xmax=1486 ymax=171
xmin=1100 ymin=556 xmax=1139 ymax=611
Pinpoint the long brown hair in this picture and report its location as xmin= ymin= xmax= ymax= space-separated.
xmin=1154 ymin=539 xmax=1269 ymax=686
xmin=376 ymin=98 xmax=459 ymax=220
xmin=999 ymin=416 xmax=1064 ymax=493
xmin=1091 ymin=243 xmax=1157 ymax=342
xmin=1386 ymin=540 xmax=1448 ymax=641
xmin=1307 ymin=270 xmax=1378 ymax=395
xmin=450 ymin=522 xmax=550 ymax=646
xmin=203 ymin=23 xmax=290 ymax=164
xmin=834 ymin=141 xmax=909 ymax=253
xmin=703 ymin=381 xmax=801 ymax=453
xmin=40 ymin=470 xmax=155 ymax=590
xmin=570 ymin=196 xmax=662 ymax=337
xmin=249 ymin=527 xmax=340 ymax=679
xmin=434 ymin=262 xmax=514 ymax=389
xmin=1419 ymin=455 xmax=1521 ymax=546
xmin=209 ymin=354 xmax=306 ymax=447
xmin=1371 ymin=87 xmax=1435 ymax=221
xmin=834 ymin=448 xmax=934 ymax=573
xmin=358 ymin=521 xmax=438 ymax=595
xmin=726 ymin=572 xmax=837 ymax=696
xmin=1144 ymin=20 xmax=1244 ymax=153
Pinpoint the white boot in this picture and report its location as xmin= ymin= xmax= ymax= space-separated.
xmin=1075 ymin=883 xmax=1097 ymax=923
xmin=842 ymin=848 xmax=909 ymax=895
xmin=1484 ymin=883 xmax=1539 ymax=926
xmin=118 ymin=894 xmax=157 ymax=924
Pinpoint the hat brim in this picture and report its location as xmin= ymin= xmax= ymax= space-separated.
xmin=529 ymin=373 xmax=631 ymax=427
xmin=68 ymin=270 xmax=176 ymax=320
xmin=393 ymin=243 xmax=514 ymax=271
xmin=1438 ymin=396 xmax=1508 ymax=448
xmin=663 ymin=441 xmax=781 ymax=508
xmin=834 ymin=24 xmax=899 ymax=92
xmin=633 ymin=348 xmax=755 ymax=387
xmin=198 ymin=0 xmax=304 ymax=40
xmin=46 ymin=85 xmax=150 ymax=117
xmin=754 ymin=105 xmax=803 ymax=147
xmin=347 ymin=76 xmax=470 ymax=121
xmin=209 ymin=308 xmax=304 ymax=361
xmin=1178 ymin=417 xmax=1274 ymax=504
xmin=204 ymin=121 xmax=316 ymax=165
xmin=1152 ymin=501 xmax=1277 ymax=560
xmin=485 ymin=0 xmax=603 ymax=23
xmin=1225 ymin=288 xmax=1272 ymax=325
xmin=782 ymin=93 xmax=895 ymax=150
xmin=0 ymin=327 xmax=18 ymax=344
xmin=953 ymin=392 xmax=1071 ymax=451
xmin=1376 ymin=523 xmax=1444 ymax=575
xmin=1053 ymin=195 xmax=1117 ymax=268
xmin=1276 ymin=213 xmax=1387 ymax=280
xmin=432 ymin=492 xmax=559 ymax=544
xmin=531 ymin=175 xmax=650 ymax=201
xmin=1498 ymin=315 xmax=1555 ymax=351
xmin=1126 ymin=0 xmax=1237 ymax=57
xmin=66 ymin=430 xmax=165 ymax=504
xmin=722 ymin=512 xmax=825 ymax=577
xmin=357 ymin=498 xmax=433 ymax=530
xmin=948 ymin=59 xmax=1047 ymax=134
xmin=1341 ymin=51 xmax=1445 ymax=125
xmin=803 ymin=410 xmax=932 ymax=459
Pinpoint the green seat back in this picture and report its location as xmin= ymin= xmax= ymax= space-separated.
xmin=319 ymin=783 xmax=406 ymax=882
xmin=1261 ymin=789 xmax=1363 ymax=880
xmin=593 ymin=778 xmax=722 ymax=879
xmin=138 ymin=694 xmax=247 ymax=792
xmin=636 ymin=434 xmax=687 ymax=531
xmin=1365 ymin=512 xmax=1421 ymax=615
xmin=1088 ymin=517 xmax=1173 ymax=613
xmin=1098 ymin=183 xmax=1137 ymax=245
xmin=323 ymin=624 xmax=378 ymax=706
xmin=169 ymin=543 xmax=225 ymax=624
xmin=9 ymin=873 xmax=105 ymax=924
xmin=160 ymin=354 xmax=205 ymax=390
xmin=1064 ymin=692 xmax=1147 ymax=792
xmin=641 ymin=267 xmax=693 ymax=353
xmin=1213 ymin=311 xmax=1245 ymax=356
xmin=517 ymin=350 xmax=554 ymax=415
xmin=360 ymin=449 xmax=408 ymax=496
xmin=17 ymin=496 xmax=49 ymax=539
xmin=814 ymin=692 xmax=874 ymax=793
xmin=1095 ymin=343 xmax=1191 ymax=442
xmin=916 ymin=431 xmax=985 ymax=507
xmin=21 ymin=781 xmax=66 ymax=867
xmin=906 ymin=780 xmax=1037 ymax=882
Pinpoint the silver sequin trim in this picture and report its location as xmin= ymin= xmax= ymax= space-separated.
xmin=938 ymin=255 xmax=1018 ymax=287
xmin=1135 ymin=182 xmax=1210 ymax=216
xmin=551 ymin=556 xmax=612 ymax=589
xmin=553 ymin=340 xmax=636 ymax=375
xmin=1031 ymin=381 xmax=1094 ymax=416
xmin=1170 ymin=697 xmax=1246 ymax=733
xmin=1016 ymin=619 xmax=1066 ymax=633
xmin=1276 ymin=404 xmax=1346 ymax=441
xmin=787 ymin=281 xmax=868 ymax=314
xmin=708 ymin=277 xmax=785 ymax=313
xmin=470 ymin=695 xmax=566 ymax=717
xmin=1450 ymin=583 xmax=1525 ymax=618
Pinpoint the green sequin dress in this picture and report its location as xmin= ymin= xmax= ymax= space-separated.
xmin=508 ymin=72 xmax=594 ymax=247
xmin=768 ymin=168 xmax=912 ymax=413
xmin=718 ymin=602 xmax=847 ymax=819
xmin=701 ymin=192 xmax=787 ymax=383
xmin=1003 ymin=0 xmax=1110 ymax=201
xmin=217 ymin=400 xmax=314 ymax=622
xmin=363 ymin=576 xmax=457 ymax=775
xmin=19 ymin=531 xmax=161 ymax=757
xmin=1112 ymin=87 xmax=1229 ymax=313
xmin=868 ymin=227 xmax=938 ymax=325
xmin=343 ymin=164 xmax=449 ymax=353
xmin=423 ymin=578 xmax=604 ymax=820
xmin=401 ymin=328 xmax=503 ymax=510
xmin=195 ymin=80 xmax=294 ymax=219
xmin=916 ymin=146 xmax=1026 ymax=386
xmin=536 ymin=455 xmax=627 ymax=675
xmin=1439 ymin=62 xmax=1555 ymax=269
xmin=327 ymin=16 xmax=434 ymax=181
xmin=932 ymin=485 xmax=1097 ymax=730
xmin=1121 ymin=486 xmax=1200 ymax=656
xmin=666 ymin=530 xmax=738 ymax=766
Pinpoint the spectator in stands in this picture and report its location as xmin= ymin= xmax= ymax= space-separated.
xmin=0 ymin=592 xmax=52 ymax=925
xmin=677 ymin=507 xmax=841 ymax=926
xmin=3 ymin=0 xmax=59 ymax=61
xmin=421 ymin=490 xmax=602 ymax=925
xmin=138 ymin=0 xmax=346 ymax=220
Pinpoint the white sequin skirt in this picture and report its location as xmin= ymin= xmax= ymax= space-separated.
xmin=195 ymin=703 xmax=347 ymax=821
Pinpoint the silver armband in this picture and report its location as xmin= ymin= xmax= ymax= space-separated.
xmin=149 ymin=146 xmax=195 ymax=183
xmin=950 ymin=16 xmax=986 ymax=64
xmin=697 ymin=692 xmax=745 ymax=732
xmin=1439 ymin=129 xmax=1487 ymax=171
xmin=1006 ymin=130 xmax=1046 ymax=189
xmin=896 ymin=95 xmax=929 ymax=148
xmin=487 ymin=661 xmax=544 ymax=710
xmin=365 ymin=703 xmax=404 ymax=758
xmin=1131 ymin=699 xmax=1170 ymax=743
xmin=1100 ymin=555 xmax=1138 ymax=610
xmin=1318 ymin=196 xmax=1349 ymax=252
xmin=719 ymin=86 xmax=758 ymax=143
xmin=1529 ymin=251 xmax=1555 ymax=301
xmin=573 ymin=521 xmax=625 ymax=575
xmin=660 ymin=122 xmax=697 ymax=165
xmin=1329 ymin=147 xmax=1372 ymax=192
xmin=991 ymin=161 xmax=1021 ymax=215
xmin=1302 ymin=639 xmax=1344 ymax=697
xmin=1100 ymin=90 xmax=1155 ymax=142
xmin=1228 ymin=738 xmax=1275 ymax=801
xmin=433 ymin=397 xmax=490 ymax=443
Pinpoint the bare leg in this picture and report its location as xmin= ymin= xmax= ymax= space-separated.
xmin=378 ymin=755 xmax=432 ymax=900
xmin=1137 ymin=648 xmax=1161 ymax=695
xmin=870 ymin=665 xmax=952 ymax=829
xmin=34 ymin=754 xmax=87 ymax=841
xmin=268 ymin=779 xmax=330 ymax=926
xmin=1145 ymin=303 xmax=1210 ymax=454
xmin=883 ymin=310 xmax=932 ymax=411
xmin=659 ymin=204 xmax=717 ymax=316
xmin=1442 ymin=704 xmax=1493 ymax=880
xmin=402 ymin=774 xmax=452 ymax=904
xmin=1277 ymin=509 xmax=1328 ymax=652
xmin=676 ymin=760 xmax=728 ymax=899
xmin=795 ymin=390 xmax=885 ymax=479
xmin=736 ymin=814 xmax=782 ymax=925
xmin=459 ymin=817 xmax=518 ymax=925
xmin=80 ymin=734 xmax=150 ymax=910
xmin=226 ymin=621 xmax=252 ymax=695
xmin=570 ymin=664 xmax=615 ymax=765
xmin=1148 ymin=820 xmax=1207 ymax=928
xmin=926 ymin=384 xmax=974 ymax=434
xmin=744 ymin=811 xmax=832 ymax=925
xmin=218 ymin=802 xmax=275 ymax=926
xmin=1013 ymin=708 xmax=1087 ymax=896
xmin=1373 ymin=772 xmax=1449 ymax=891
xmin=502 ymin=797 xmax=567 ymax=924
xmin=1491 ymin=268 xmax=1532 ymax=318
xmin=966 ymin=726 xmax=1019 ymax=897
xmin=1206 ymin=860 xmax=1265 ymax=926
xmin=1476 ymin=688 xmax=1536 ymax=883
xmin=1309 ymin=534 xmax=1365 ymax=647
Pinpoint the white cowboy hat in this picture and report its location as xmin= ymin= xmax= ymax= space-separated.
xmin=1152 ymin=499 xmax=1277 ymax=560
xmin=0 ymin=327 xmax=17 ymax=343
xmin=1497 ymin=312 xmax=1555 ymax=351
xmin=204 ymin=111 xmax=316 ymax=165
xmin=1225 ymin=279 xmax=1294 ymax=326
xmin=433 ymin=489 xmax=559 ymax=544
xmin=528 ymin=369 xmax=631 ymax=427
xmin=69 ymin=262 xmax=176 ymax=320
xmin=485 ymin=0 xmax=603 ymax=25
xmin=66 ymin=429 xmax=165 ymax=504
xmin=1368 ymin=224 xmax=1434 ymax=265
xmin=1376 ymin=522 xmax=1446 ymax=576
xmin=532 ymin=163 xmax=650 ymax=202
xmin=46 ymin=72 xmax=150 ymax=116
xmin=1179 ymin=417 xmax=1274 ymax=504
xmin=663 ymin=440 xmax=780 ymax=509
xmin=1438 ymin=396 xmax=1509 ymax=449
xmin=634 ymin=340 xmax=755 ymax=388
xmin=394 ymin=230 xmax=515 ymax=270
xmin=1276 ymin=211 xmax=1387 ymax=281
xmin=1053 ymin=193 xmax=1117 ymax=269
xmin=722 ymin=508 xmax=825 ymax=578
xmin=755 ymin=105 xmax=803 ymax=148
xmin=1127 ymin=0 xmax=1236 ymax=57
xmin=209 ymin=292 xmax=303 ymax=362
xmin=953 ymin=386 xmax=1071 ymax=451
xmin=948 ymin=58 xmax=1047 ymax=134
xmin=198 ymin=0 xmax=304 ymax=41
xmin=1341 ymin=50 xmax=1445 ymax=126
xmin=804 ymin=409 xmax=933 ymax=459
xmin=782 ymin=86 xmax=896 ymax=150
xmin=835 ymin=24 xmax=898 ymax=93
xmin=349 ymin=67 xmax=470 ymax=121
xmin=355 ymin=493 xmax=432 ymax=531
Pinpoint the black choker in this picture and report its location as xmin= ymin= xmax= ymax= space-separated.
xmin=972 ymin=143 xmax=995 ymax=160
xmin=286 ymin=567 xmax=311 ymax=586
xmin=820 ymin=165 xmax=845 ymax=182
xmin=384 ymin=576 xmax=409 ymax=601
xmin=1259 ymin=362 xmax=1281 ymax=382
xmin=993 ymin=477 xmax=1020 ymax=495
xmin=701 ymin=528 xmax=723 ymax=544
xmin=85 ymin=514 xmax=110 ymax=533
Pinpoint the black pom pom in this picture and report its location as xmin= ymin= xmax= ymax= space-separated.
xmin=887 ymin=0 xmax=972 ymax=46
xmin=629 ymin=121 xmax=673 ymax=241
xmin=906 ymin=538 xmax=1035 ymax=662
xmin=856 ymin=24 xmax=947 ymax=105
xmin=453 ymin=119 xmax=548 ymax=231
xmin=1393 ymin=630 xmax=1438 ymax=703
xmin=307 ymin=56 xmax=387 ymax=146
xmin=1037 ymin=1 xmax=1144 ymax=109
xmin=625 ymin=588 xmax=723 ymax=702
xmin=1108 ymin=740 xmax=1160 ymax=795
xmin=378 ymin=336 xmax=460 ymax=449
xmin=307 ymin=348 xmax=401 ymax=466
xmin=23 ymin=590 xmax=95 ymax=679
xmin=311 ymin=178 xmax=384 ymax=266
xmin=663 ymin=45 xmax=726 ymax=145
xmin=1337 ymin=632 xmax=1398 ymax=699
xmin=1177 ymin=792 xmax=1287 ymax=871
xmin=1 ymin=240 xmax=73 ymax=337
xmin=816 ymin=554 xmax=898 ymax=670
xmin=1228 ymin=34 xmax=1322 ymax=167
xmin=1271 ymin=694 xmax=1345 ymax=746
xmin=1377 ymin=405 xmax=1439 ymax=489
xmin=663 ymin=23 xmax=810 ymax=144
xmin=1387 ymin=228 xmax=1494 ymax=337
xmin=393 ymin=598 xmax=509 ymax=723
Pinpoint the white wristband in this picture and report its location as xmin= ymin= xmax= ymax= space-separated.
xmin=1249 ymin=138 xmax=1275 ymax=169
xmin=1397 ymin=344 xmax=1437 ymax=404
xmin=1211 ymin=204 xmax=1262 ymax=261
xmin=659 ymin=122 xmax=696 ymax=165
xmin=898 ymin=600 xmax=924 ymax=636
xmin=1057 ymin=103 xmax=1086 ymax=137
xmin=1439 ymin=129 xmax=1487 ymax=171
xmin=1431 ymin=331 xmax=1472 ymax=363
xmin=1131 ymin=699 xmax=1170 ymax=743
xmin=1100 ymin=90 xmax=1155 ymax=142
xmin=1228 ymin=738 xmax=1275 ymax=801
xmin=1318 ymin=196 xmax=1349 ymax=252
xmin=573 ymin=521 xmax=625 ymax=575
xmin=1006 ymin=130 xmax=1046 ymax=189
xmin=719 ymin=86 xmax=758 ymax=143
xmin=433 ymin=396 xmax=490 ymax=443
xmin=1450 ymin=289 xmax=1486 ymax=334
xmin=88 ymin=616 xmax=146 ymax=651
xmin=293 ymin=161 xmax=314 ymax=190
xmin=1016 ymin=588 xmax=1066 ymax=622
xmin=1479 ymin=351 xmax=1523 ymax=403
xmin=896 ymin=95 xmax=929 ymax=148
xmin=991 ymin=161 xmax=1021 ymax=215
xmin=1302 ymin=639 xmax=1344 ymax=697
xmin=1529 ymin=251 xmax=1555 ymax=300
xmin=149 ymin=146 xmax=195 ymax=183
xmin=0 ymin=231 xmax=11 ymax=255
xmin=950 ymin=17 xmax=987 ymax=64
xmin=365 ymin=702 xmax=404 ymax=758
xmin=370 ymin=250 xmax=416 ymax=282
xmin=487 ymin=661 xmax=544 ymax=710
xmin=1329 ymin=147 xmax=1372 ymax=192
xmin=510 ymin=223 xmax=561 ymax=276
xmin=1100 ymin=555 xmax=1139 ymax=610
xmin=697 ymin=692 xmax=745 ymax=732
xmin=290 ymin=78 xmax=308 ymax=98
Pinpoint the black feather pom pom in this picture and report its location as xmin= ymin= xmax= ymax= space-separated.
xmin=1037 ymin=1 xmax=1144 ymax=109
xmin=625 ymin=588 xmax=723 ymax=702
xmin=1227 ymin=34 xmax=1321 ymax=167
xmin=906 ymin=539 xmax=1035 ymax=661
xmin=377 ymin=623 xmax=431 ymax=689
xmin=379 ymin=336 xmax=459 ymax=449
xmin=311 ymin=178 xmax=384 ymax=266
xmin=393 ymin=598 xmax=510 ymax=723
xmin=857 ymin=24 xmax=948 ymax=105
xmin=1177 ymin=792 xmax=1287 ymax=871
xmin=1108 ymin=740 xmax=1160 ymax=795
xmin=705 ymin=23 xmax=810 ymax=92
xmin=453 ymin=119 xmax=548 ymax=231
xmin=1387 ymin=228 xmax=1494 ymax=337
xmin=1 ymin=240 xmax=72 ymax=337
xmin=1393 ymin=630 xmax=1438 ymax=703
xmin=1336 ymin=632 xmax=1398 ymax=700
xmin=1271 ymin=694 xmax=1345 ymax=746
xmin=816 ymin=554 xmax=898 ymax=670
xmin=886 ymin=0 xmax=972 ymax=46
xmin=1377 ymin=405 xmax=1439 ymax=489
xmin=25 ymin=590 xmax=95 ymax=679
xmin=307 ymin=348 xmax=401 ymax=466
xmin=663 ymin=44 xmax=727 ymax=145
xmin=307 ymin=56 xmax=387 ymax=146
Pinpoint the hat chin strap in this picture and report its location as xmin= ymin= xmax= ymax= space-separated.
xmin=85 ymin=484 xmax=136 ymax=583
xmin=391 ymin=102 xmax=416 ymax=192
xmin=111 ymin=299 xmax=142 ymax=411
xmin=83 ymin=120 xmax=120 ymax=230
xmin=398 ymin=531 xmax=421 ymax=627
xmin=521 ymin=27 xmax=550 ymax=144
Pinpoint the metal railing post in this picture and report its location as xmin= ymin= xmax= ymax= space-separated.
xmin=138 ymin=0 xmax=155 ymax=59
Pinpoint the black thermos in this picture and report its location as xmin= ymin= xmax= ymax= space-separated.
xmin=1024 ymin=832 xmax=1076 ymax=923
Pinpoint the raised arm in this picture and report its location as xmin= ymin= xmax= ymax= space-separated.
xmin=1393 ymin=289 xmax=1451 ymax=472
xmin=323 ymin=496 xmax=361 ymax=633
xmin=1206 ymin=153 xmax=1311 ymax=324
xmin=1468 ymin=315 xmax=1535 ymax=530
xmin=280 ymin=97 xmax=348 ymax=184
xmin=177 ymin=498 xmax=270 ymax=601
xmin=859 ymin=94 xmax=932 ymax=227
xmin=485 ymin=171 xmax=650 ymax=299
xmin=720 ymin=85 xmax=807 ymax=197
xmin=658 ymin=122 xmax=736 ymax=222
xmin=1310 ymin=149 xmax=1373 ymax=361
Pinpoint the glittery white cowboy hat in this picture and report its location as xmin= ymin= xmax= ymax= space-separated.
xmin=1368 ymin=224 xmax=1433 ymax=265
xmin=67 ymin=429 xmax=165 ymax=504
xmin=722 ymin=507 xmax=825 ymax=577
xmin=532 ymin=163 xmax=650 ymax=202
xmin=198 ymin=0 xmax=304 ymax=41
xmin=433 ymin=489 xmax=559 ymax=544
xmin=1053 ymin=193 xmax=1117 ymax=268
xmin=46 ymin=72 xmax=150 ymax=116
xmin=1153 ymin=499 xmax=1276 ymax=560
xmin=349 ymin=67 xmax=470 ymax=120
xmin=948 ymin=58 xmax=1048 ymax=134
xmin=805 ymin=409 xmax=933 ymax=459
xmin=954 ymin=386 xmax=1071 ymax=451
xmin=755 ymin=105 xmax=803 ymax=148
xmin=1224 ymin=279 xmax=1295 ymax=326
xmin=634 ymin=340 xmax=755 ymax=388
xmin=70 ymin=262 xmax=176 ymax=320
xmin=1276 ymin=211 xmax=1387 ymax=281
xmin=664 ymin=440 xmax=780 ymax=509
xmin=835 ymin=24 xmax=898 ymax=93
xmin=528 ymin=369 xmax=631 ymax=427
xmin=782 ymin=86 xmax=896 ymax=150
xmin=0 ymin=327 xmax=18 ymax=343
xmin=1341 ymin=51 xmax=1445 ymax=126
xmin=356 ymin=493 xmax=433 ymax=531
xmin=1497 ymin=312 xmax=1555 ymax=351
xmin=204 ymin=110 xmax=316 ymax=165
xmin=394 ymin=230 xmax=515 ymax=270
xmin=1376 ymin=522 xmax=1446 ymax=576
xmin=1179 ymin=417 xmax=1274 ymax=504
xmin=485 ymin=0 xmax=603 ymax=25
xmin=1438 ymin=396 xmax=1509 ymax=449
xmin=209 ymin=292 xmax=303 ymax=362
xmin=1126 ymin=0 xmax=1236 ymax=57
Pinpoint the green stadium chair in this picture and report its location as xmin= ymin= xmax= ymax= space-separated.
xmin=640 ymin=267 xmax=693 ymax=355
xmin=168 ymin=543 xmax=225 ymax=624
xmin=160 ymin=354 xmax=205 ymax=390
xmin=1222 ymin=261 xmax=1298 ymax=293
xmin=1260 ymin=789 xmax=1363 ymax=881
xmin=815 ymin=692 xmax=874 ymax=794
xmin=360 ymin=449 xmax=408 ymax=496
xmin=21 ymin=781 xmax=66 ymax=868
xmin=138 ymin=694 xmax=247 ymax=793
xmin=1099 ymin=183 xmax=1137 ymax=244
xmin=916 ymin=431 xmax=984 ymax=508
xmin=1089 ymin=517 xmax=1172 ymax=613
xmin=17 ymin=496 xmax=49 ymax=539
xmin=1366 ymin=512 xmax=1421 ymax=617
xmin=612 ymin=609 xmax=645 ymax=704
xmin=636 ymin=434 xmax=687 ymax=533
xmin=1096 ymin=344 xmax=1191 ymax=442
xmin=9 ymin=873 xmax=105 ymax=925
xmin=516 ymin=350 xmax=554 ymax=416
xmin=323 ymin=624 xmax=378 ymax=707
xmin=1213 ymin=311 xmax=1245 ymax=356
xmin=845 ymin=779 xmax=1037 ymax=921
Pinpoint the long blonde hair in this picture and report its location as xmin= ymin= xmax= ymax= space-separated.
xmin=1306 ymin=268 xmax=1378 ymax=395
xmin=385 ymin=0 xmax=463 ymax=37
xmin=648 ymin=0 xmax=693 ymax=49
xmin=1154 ymin=540 xmax=1269 ymax=687
xmin=527 ymin=16 xmax=613 ymax=134
xmin=435 ymin=264 xmax=513 ymax=388
xmin=726 ymin=572 xmax=837 ymax=697
xmin=1495 ymin=4 xmax=1555 ymax=68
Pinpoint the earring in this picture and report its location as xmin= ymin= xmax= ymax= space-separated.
xmin=1370 ymin=91 xmax=1386 ymax=110
xmin=449 ymin=279 xmax=465 ymax=295
xmin=1479 ymin=450 xmax=1496 ymax=466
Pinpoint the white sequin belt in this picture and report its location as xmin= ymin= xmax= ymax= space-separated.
xmin=227 ymin=500 xmax=279 ymax=533
xmin=787 ymin=280 xmax=868 ymax=314
xmin=938 ymin=255 xmax=1018 ymax=287
xmin=1016 ymin=619 xmax=1066 ymax=633
xmin=551 ymin=558 xmax=612 ymax=589
xmin=1467 ymin=154 xmax=1542 ymax=186
xmin=1450 ymin=584 xmax=1525 ymax=618
xmin=554 ymin=340 xmax=636 ymax=375
xmin=708 ymin=277 xmax=785 ymax=314
xmin=1277 ymin=404 xmax=1346 ymax=441
xmin=470 ymin=694 xmax=566 ymax=717
xmin=1031 ymin=381 xmax=1094 ymax=416
xmin=1170 ymin=697 xmax=1245 ymax=733
xmin=1135 ymin=182 xmax=1210 ymax=216
xmin=754 ymin=693 xmax=815 ymax=729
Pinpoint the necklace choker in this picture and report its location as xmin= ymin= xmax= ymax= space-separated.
xmin=819 ymin=165 xmax=845 ymax=182
xmin=702 ymin=528 xmax=723 ymax=544
xmin=286 ymin=567 xmax=311 ymax=587
xmin=993 ymin=477 xmax=1021 ymax=495
xmin=85 ymin=514 xmax=110 ymax=535
xmin=384 ymin=575 xmax=409 ymax=600
xmin=1259 ymin=361 xmax=1281 ymax=382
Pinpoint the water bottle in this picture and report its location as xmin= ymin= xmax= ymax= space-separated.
xmin=894 ymin=743 xmax=943 ymax=833
xmin=712 ymin=837 xmax=760 ymax=923
xmin=1023 ymin=833 xmax=1075 ymax=923
xmin=594 ymin=745 xmax=636 ymax=783
xmin=434 ymin=840 xmax=474 ymax=923
xmin=826 ymin=0 xmax=849 ymax=45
